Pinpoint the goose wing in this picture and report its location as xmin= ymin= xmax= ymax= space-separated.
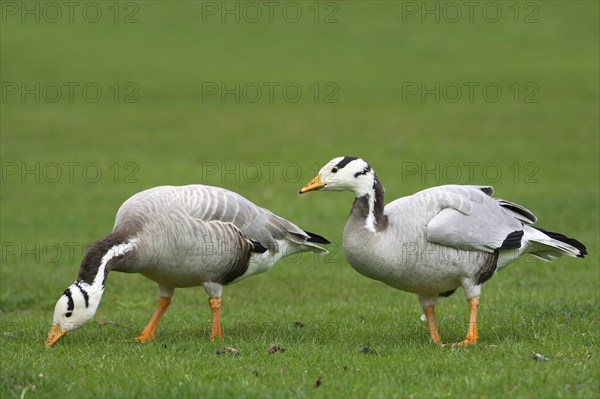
xmin=424 ymin=185 xmax=534 ymax=252
xmin=190 ymin=185 xmax=327 ymax=252
xmin=149 ymin=204 xmax=257 ymax=284
xmin=116 ymin=185 xmax=327 ymax=253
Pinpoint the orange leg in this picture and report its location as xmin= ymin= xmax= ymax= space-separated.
xmin=448 ymin=296 xmax=480 ymax=346
xmin=423 ymin=305 xmax=441 ymax=344
xmin=463 ymin=296 xmax=479 ymax=344
xmin=134 ymin=296 xmax=171 ymax=343
xmin=209 ymin=297 xmax=223 ymax=340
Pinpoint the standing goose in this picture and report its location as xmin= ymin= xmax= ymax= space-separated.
xmin=45 ymin=184 xmax=329 ymax=347
xmin=300 ymin=156 xmax=586 ymax=345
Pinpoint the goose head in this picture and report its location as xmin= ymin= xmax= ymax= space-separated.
xmin=45 ymin=235 xmax=137 ymax=347
xmin=300 ymin=156 xmax=375 ymax=197
xmin=45 ymin=283 xmax=103 ymax=347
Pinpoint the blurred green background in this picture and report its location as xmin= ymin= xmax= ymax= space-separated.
xmin=1 ymin=1 xmax=598 ymax=398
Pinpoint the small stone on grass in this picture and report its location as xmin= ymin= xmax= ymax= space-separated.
xmin=267 ymin=343 xmax=286 ymax=354
xmin=532 ymin=353 xmax=550 ymax=361
xmin=358 ymin=346 xmax=377 ymax=355
xmin=216 ymin=347 xmax=240 ymax=356
xmin=315 ymin=375 xmax=324 ymax=387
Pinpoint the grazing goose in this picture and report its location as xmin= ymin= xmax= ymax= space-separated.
xmin=45 ymin=184 xmax=329 ymax=347
xmin=300 ymin=156 xmax=586 ymax=345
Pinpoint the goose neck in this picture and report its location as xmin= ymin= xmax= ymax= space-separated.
xmin=77 ymin=232 xmax=138 ymax=290
xmin=350 ymin=174 xmax=388 ymax=232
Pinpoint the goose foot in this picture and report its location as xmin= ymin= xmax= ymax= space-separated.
xmin=133 ymin=332 xmax=155 ymax=343
xmin=443 ymin=338 xmax=477 ymax=347
xmin=442 ymin=296 xmax=479 ymax=347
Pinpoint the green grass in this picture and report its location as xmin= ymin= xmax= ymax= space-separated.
xmin=1 ymin=1 xmax=599 ymax=398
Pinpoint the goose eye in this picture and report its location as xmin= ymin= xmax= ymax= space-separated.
xmin=65 ymin=312 xmax=72 ymax=318
xmin=332 ymin=167 xmax=338 ymax=173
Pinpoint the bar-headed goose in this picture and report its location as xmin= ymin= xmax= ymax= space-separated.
xmin=45 ymin=184 xmax=329 ymax=347
xmin=300 ymin=156 xmax=586 ymax=345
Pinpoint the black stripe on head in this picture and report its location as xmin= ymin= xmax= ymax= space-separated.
xmin=63 ymin=288 xmax=74 ymax=311
xmin=354 ymin=165 xmax=372 ymax=178
xmin=75 ymin=282 xmax=90 ymax=308
xmin=335 ymin=156 xmax=359 ymax=170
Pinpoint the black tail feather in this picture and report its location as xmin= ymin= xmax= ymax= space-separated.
xmin=532 ymin=226 xmax=588 ymax=257
xmin=304 ymin=230 xmax=330 ymax=245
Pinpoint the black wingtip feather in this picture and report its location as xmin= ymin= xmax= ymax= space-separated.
xmin=532 ymin=227 xmax=588 ymax=257
xmin=498 ymin=230 xmax=524 ymax=250
xmin=498 ymin=200 xmax=537 ymax=224
xmin=250 ymin=241 xmax=268 ymax=253
xmin=304 ymin=231 xmax=330 ymax=245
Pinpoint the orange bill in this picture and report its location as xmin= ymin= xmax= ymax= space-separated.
xmin=299 ymin=175 xmax=325 ymax=194
xmin=45 ymin=324 xmax=66 ymax=348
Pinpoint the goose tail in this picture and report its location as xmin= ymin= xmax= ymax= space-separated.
xmin=524 ymin=225 xmax=587 ymax=261
xmin=285 ymin=230 xmax=330 ymax=254
xmin=303 ymin=230 xmax=330 ymax=245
